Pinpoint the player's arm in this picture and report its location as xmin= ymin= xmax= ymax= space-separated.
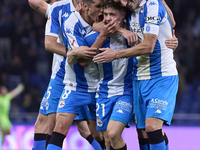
xmin=44 ymin=5 xmax=67 ymax=56
xmin=67 ymin=46 xmax=97 ymax=65
xmin=45 ymin=36 xmax=67 ymax=56
xmin=160 ymin=0 xmax=176 ymax=28
xmin=116 ymin=28 xmax=139 ymax=46
xmin=28 ymin=0 xmax=48 ymax=16
xmin=9 ymin=83 xmax=24 ymax=99
xmin=93 ymin=33 xmax=157 ymax=63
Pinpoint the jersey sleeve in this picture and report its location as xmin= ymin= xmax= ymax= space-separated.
xmin=45 ymin=4 xmax=52 ymax=18
xmin=45 ymin=5 xmax=60 ymax=37
xmin=143 ymin=0 xmax=165 ymax=35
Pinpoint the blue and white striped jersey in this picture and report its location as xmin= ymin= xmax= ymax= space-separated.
xmin=45 ymin=0 xmax=76 ymax=82
xmin=127 ymin=0 xmax=178 ymax=80
xmin=61 ymin=11 xmax=99 ymax=92
xmin=85 ymin=32 xmax=133 ymax=98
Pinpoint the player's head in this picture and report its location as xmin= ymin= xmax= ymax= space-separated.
xmin=0 ymin=86 xmax=8 ymax=96
xmin=113 ymin=0 xmax=140 ymax=11
xmin=82 ymin=0 xmax=103 ymax=22
xmin=102 ymin=0 xmax=126 ymax=26
xmin=47 ymin=0 xmax=61 ymax=5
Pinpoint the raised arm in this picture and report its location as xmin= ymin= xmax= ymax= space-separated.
xmin=9 ymin=83 xmax=24 ymax=99
xmin=28 ymin=0 xmax=49 ymax=16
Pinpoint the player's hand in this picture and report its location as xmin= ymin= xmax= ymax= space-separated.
xmin=18 ymin=83 xmax=25 ymax=92
xmin=100 ymin=18 xmax=120 ymax=37
xmin=93 ymin=48 xmax=116 ymax=64
xmin=76 ymin=2 xmax=83 ymax=14
xmin=121 ymin=29 xmax=139 ymax=46
xmin=165 ymin=29 xmax=178 ymax=51
xmin=74 ymin=46 xmax=98 ymax=59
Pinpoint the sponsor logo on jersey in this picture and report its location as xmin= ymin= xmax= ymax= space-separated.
xmin=97 ymin=117 xmax=103 ymax=127
xmin=145 ymin=16 xmax=161 ymax=22
xmin=62 ymin=12 xmax=69 ymax=18
xmin=148 ymin=2 xmax=157 ymax=6
xmin=46 ymin=100 xmax=49 ymax=110
xmin=58 ymin=99 xmax=65 ymax=108
xmin=130 ymin=22 xmax=144 ymax=33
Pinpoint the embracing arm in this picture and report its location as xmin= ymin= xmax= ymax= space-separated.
xmin=115 ymin=33 xmax=157 ymax=58
xmin=93 ymin=33 xmax=157 ymax=63
xmin=160 ymin=0 xmax=176 ymax=28
xmin=28 ymin=0 xmax=48 ymax=16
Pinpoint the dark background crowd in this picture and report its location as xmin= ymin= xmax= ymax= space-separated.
xmin=0 ymin=0 xmax=200 ymax=125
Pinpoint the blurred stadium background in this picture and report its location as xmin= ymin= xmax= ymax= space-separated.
xmin=0 ymin=0 xmax=200 ymax=149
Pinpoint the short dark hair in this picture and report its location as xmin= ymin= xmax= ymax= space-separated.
xmin=82 ymin=0 xmax=94 ymax=6
xmin=101 ymin=0 xmax=126 ymax=11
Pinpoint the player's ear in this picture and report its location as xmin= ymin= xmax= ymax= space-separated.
xmin=122 ymin=10 xmax=126 ymax=18
xmin=82 ymin=2 xmax=89 ymax=11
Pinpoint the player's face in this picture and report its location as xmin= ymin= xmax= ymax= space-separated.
xmin=0 ymin=86 xmax=8 ymax=96
xmin=114 ymin=0 xmax=139 ymax=11
xmin=104 ymin=7 xmax=124 ymax=26
xmin=88 ymin=0 xmax=103 ymax=22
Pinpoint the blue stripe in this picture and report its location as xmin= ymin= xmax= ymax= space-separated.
xmin=150 ymin=39 xmax=162 ymax=78
xmin=123 ymin=58 xmax=133 ymax=95
xmin=132 ymin=57 xmax=138 ymax=80
xmin=139 ymin=4 xmax=147 ymax=28
xmin=74 ymin=63 xmax=88 ymax=92
xmin=99 ymin=62 xmax=113 ymax=98
xmin=54 ymin=57 xmax=66 ymax=82
xmin=50 ymin=7 xmax=60 ymax=34
xmin=98 ymin=40 xmax=111 ymax=97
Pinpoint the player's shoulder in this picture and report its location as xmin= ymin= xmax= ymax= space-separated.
xmin=51 ymin=0 xmax=72 ymax=10
xmin=145 ymin=0 xmax=159 ymax=7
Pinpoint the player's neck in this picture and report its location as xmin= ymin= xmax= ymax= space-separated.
xmin=80 ymin=11 xmax=94 ymax=26
xmin=72 ymin=0 xmax=78 ymax=8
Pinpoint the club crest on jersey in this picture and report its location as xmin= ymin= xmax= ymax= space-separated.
xmin=140 ymin=7 xmax=144 ymax=13
xmin=97 ymin=117 xmax=103 ymax=127
xmin=146 ymin=24 xmax=150 ymax=32
xmin=46 ymin=100 xmax=49 ymax=110
xmin=58 ymin=99 xmax=65 ymax=108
